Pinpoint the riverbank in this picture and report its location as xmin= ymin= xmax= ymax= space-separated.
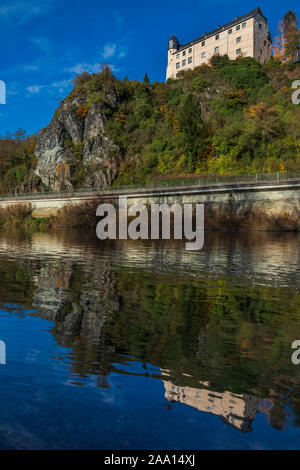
xmin=0 ymin=199 xmax=299 ymax=232
xmin=0 ymin=204 xmax=50 ymax=230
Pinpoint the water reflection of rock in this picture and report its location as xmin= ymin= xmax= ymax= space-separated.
xmin=34 ymin=263 xmax=119 ymax=343
xmin=33 ymin=260 xmax=119 ymax=345
xmin=31 ymin=254 xmax=120 ymax=381
xmin=163 ymin=380 xmax=259 ymax=433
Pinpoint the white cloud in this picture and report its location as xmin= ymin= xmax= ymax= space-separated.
xmin=68 ymin=63 xmax=120 ymax=75
xmin=109 ymin=64 xmax=120 ymax=73
xmin=27 ymin=79 xmax=71 ymax=95
xmin=51 ymin=79 xmax=70 ymax=88
xmin=68 ymin=62 xmax=120 ymax=75
xmin=68 ymin=63 xmax=101 ymax=74
xmin=101 ymin=43 xmax=117 ymax=60
xmin=27 ymin=85 xmax=45 ymax=94
xmin=0 ymin=1 xmax=56 ymax=25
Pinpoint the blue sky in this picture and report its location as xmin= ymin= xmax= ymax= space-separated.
xmin=0 ymin=0 xmax=299 ymax=136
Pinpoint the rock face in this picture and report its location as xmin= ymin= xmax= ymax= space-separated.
xmin=35 ymin=86 xmax=121 ymax=190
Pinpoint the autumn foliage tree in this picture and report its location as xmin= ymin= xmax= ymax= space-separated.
xmin=273 ymin=10 xmax=300 ymax=62
xmin=0 ymin=130 xmax=37 ymax=193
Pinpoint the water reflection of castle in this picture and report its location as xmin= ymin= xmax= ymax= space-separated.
xmin=163 ymin=381 xmax=260 ymax=433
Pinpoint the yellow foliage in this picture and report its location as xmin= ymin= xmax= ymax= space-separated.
xmin=244 ymin=103 xmax=278 ymax=121
xmin=160 ymin=105 xmax=182 ymax=134
xmin=115 ymin=113 xmax=126 ymax=124
xmin=76 ymin=106 xmax=88 ymax=118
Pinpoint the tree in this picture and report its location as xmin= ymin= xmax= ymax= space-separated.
xmin=177 ymin=93 xmax=207 ymax=171
xmin=273 ymin=10 xmax=300 ymax=62
xmin=209 ymin=54 xmax=230 ymax=68
xmin=143 ymin=73 xmax=150 ymax=84
xmin=72 ymin=72 xmax=90 ymax=88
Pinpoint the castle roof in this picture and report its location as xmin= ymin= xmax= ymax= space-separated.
xmin=176 ymin=7 xmax=269 ymax=52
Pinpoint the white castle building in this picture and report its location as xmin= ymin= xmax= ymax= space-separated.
xmin=166 ymin=7 xmax=272 ymax=80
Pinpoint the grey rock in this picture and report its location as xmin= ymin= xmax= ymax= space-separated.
xmin=35 ymin=86 xmax=121 ymax=190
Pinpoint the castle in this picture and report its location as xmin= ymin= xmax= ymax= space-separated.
xmin=166 ymin=7 xmax=272 ymax=80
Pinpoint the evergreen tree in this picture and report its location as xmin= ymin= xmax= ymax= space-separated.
xmin=177 ymin=93 xmax=207 ymax=172
xmin=143 ymin=73 xmax=150 ymax=84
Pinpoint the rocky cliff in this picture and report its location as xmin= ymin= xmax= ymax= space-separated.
xmin=34 ymin=69 xmax=122 ymax=191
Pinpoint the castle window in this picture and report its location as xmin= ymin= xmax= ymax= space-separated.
xmin=215 ymin=34 xmax=219 ymax=40
xmin=228 ymin=29 xmax=232 ymax=34
xmin=202 ymin=41 xmax=205 ymax=46
xmin=176 ymin=53 xmax=180 ymax=59
xmin=260 ymin=49 xmax=263 ymax=55
xmin=259 ymin=23 xmax=262 ymax=29
xmin=182 ymin=50 xmax=186 ymax=56
xmin=264 ymin=40 xmax=267 ymax=46
xmin=176 ymin=62 xmax=180 ymax=69
xmin=236 ymin=48 xmax=241 ymax=55
xmin=188 ymin=57 xmax=192 ymax=64
xmin=236 ymin=25 xmax=240 ymax=31
xmin=201 ymin=62 xmax=205 ymax=65
xmin=182 ymin=59 xmax=186 ymax=66
xmin=215 ymin=46 xmax=219 ymax=53
xmin=188 ymin=48 xmax=192 ymax=54
xmin=236 ymin=37 xmax=241 ymax=43
xmin=201 ymin=52 xmax=206 ymax=58
xmin=242 ymin=22 xmax=246 ymax=28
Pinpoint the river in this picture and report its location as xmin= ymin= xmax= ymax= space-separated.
xmin=0 ymin=228 xmax=299 ymax=449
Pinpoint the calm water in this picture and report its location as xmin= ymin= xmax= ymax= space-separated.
xmin=0 ymin=228 xmax=300 ymax=449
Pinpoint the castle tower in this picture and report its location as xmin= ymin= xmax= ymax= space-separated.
xmin=166 ymin=35 xmax=179 ymax=80
xmin=168 ymin=35 xmax=179 ymax=52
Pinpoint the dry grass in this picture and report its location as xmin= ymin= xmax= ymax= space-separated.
xmin=205 ymin=207 xmax=299 ymax=231
xmin=0 ymin=203 xmax=32 ymax=225
xmin=1 ymin=199 xmax=298 ymax=233
xmin=51 ymin=198 xmax=104 ymax=227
